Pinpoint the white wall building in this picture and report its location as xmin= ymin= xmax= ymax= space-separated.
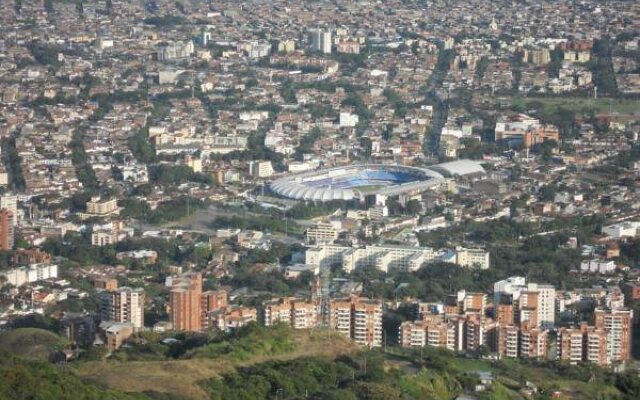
xmin=249 ymin=161 xmax=274 ymax=178
xmin=580 ymin=259 xmax=616 ymax=274
xmin=305 ymin=244 xmax=435 ymax=273
xmin=494 ymin=277 xmax=555 ymax=328
xmin=455 ymin=247 xmax=490 ymax=269
xmin=3 ymin=264 xmax=58 ymax=287
xmin=339 ymin=112 xmax=359 ymax=128
xmin=309 ymin=29 xmax=332 ymax=54
xmin=100 ymin=287 xmax=145 ymax=330
xmin=602 ymin=221 xmax=639 ymax=239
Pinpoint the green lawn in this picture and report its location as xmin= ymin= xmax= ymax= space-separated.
xmin=354 ymin=184 xmax=386 ymax=192
xmin=452 ymin=358 xmax=497 ymax=373
xmin=506 ymin=96 xmax=640 ymax=116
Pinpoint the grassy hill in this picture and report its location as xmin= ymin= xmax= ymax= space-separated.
xmin=75 ymin=325 xmax=358 ymax=400
xmin=0 ymin=328 xmax=68 ymax=361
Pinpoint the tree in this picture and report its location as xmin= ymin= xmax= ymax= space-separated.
xmin=294 ymin=127 xmax=322 ymax=161
xmin=129 ymin=125 xmax=156 ymax=163
xmin=70 ymin=131 xmax=99 ymax=192
xmin=1 ymin=137 xmax=26 ymax=191
xmin=405 ymin=200 xmax=422 ymax=215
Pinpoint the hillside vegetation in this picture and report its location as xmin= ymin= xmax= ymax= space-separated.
xmin=0 ymin=351 xmax=148 ymax=400
xmin=75 ymin=325 xmax=358 ymax=400
xmin=0 ymin=328 xmax=68 ymax=361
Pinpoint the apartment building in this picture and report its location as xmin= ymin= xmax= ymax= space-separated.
xmin=328 ymin=298 xmax=354 ymax=338
xmin=201 ymin=290 xmax=228 ymax=329
xmin=595 ymin=308 xmax=633 ymax=365
xmin=496 ymin=303 xmax=515 ymax=326
xmin=0 ymin=208 xmax=14 ymax=250
xmin=3 ymin=263 xmax=58 ymax=287
xmin=465 ymin=313 xmax=493 ymax=351
xmin=399 ymin=312 xmax=488 ymax=352
xmin=309 ymin=29 xmax=332 ymax=54
xmin=262 ymin=297 xmax=318 ymax=329
xmin=455 ymin=247 xmax=490 ymax=270
xmin=169 ymin=273 xmax=203 ymax=332
xmin=460 ymin=291 xmax=486 ymax=315
xmin=100 ymin=287 xmax=145 ymax=330
xmin=399 ymin=321 xmax=428 ymax=347
xmin=558 ymin=326 xmax=587 ymax=364
xmin=329 ymin=297 xmax=382 ymax=348
xmin=585 ymin=328 xmax=608 ymax=366
xmin=292 ymin=300 xmax=318 ymax=329
xmin=306 ymin=221 xmax=340 ymax=244
xmin=494 ymin=277 xmax=555 ymax=328
xmin=86 ymin=196 xmax=118 ymax=215
xmin=306 ymin=244 xmax=435 ymax=273
xmin=0 ymin=194 xmax=17 ymax=226
xmin=92 ymin=229 xmax=118 ymax=246
xmin=353 ymin=299 xmax=384 ymax=348
xmin=249 ymin=160 xmax=274 ymax=178
xmin=497 ymin=325 xmax=520 ymax=358
xmin=557 ymin=312 xmax=632 ymax=368
xmin=519 ymin=324 xmax=548 ymax=359
xmin=263 ymin=297 xmax=293 ymax=326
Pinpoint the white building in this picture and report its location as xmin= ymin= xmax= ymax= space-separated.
xmin=493 ymin=276 xmax=527 ymax=307
xmin=306 ymin=244 xmax=435 ymax=273
xmin=157 ymin=41 xmax=194 ymax=61
xmin=249 ymin=161 xmax=274 ymax=178
xmin=238 ymin=41 xmax=272 ymax=58
xmin=309 ymin=29 xmax=332 ymax=54
xmin=494 ymin=277 xmax=555 ymax=328
xmin=455 ymin=247 xmax=490 ymax=269
xmin=602 ymin=221 xmax=639 ymax=239
xmin=339 ymin=112 xmax=359 ymax=128
xmin=580 ymin=259 xmax=616 ymax=274
xmin=209 ymin=136 xmax=248 ymax=154
xmin=526 ymin=283 xmax=556 ymax=328
xmin=306 ymin=221 xmax=341 ymax=244
xmin=3 ymin=264 xmax=58 ymax=287
xmin=100 ymin=287 xmax=145 ymax=330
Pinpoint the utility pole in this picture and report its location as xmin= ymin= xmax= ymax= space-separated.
xmin=384 ymin=329 xmax=387 ymax=353
xmin=363 ymin=355 xmax=367 ymax=377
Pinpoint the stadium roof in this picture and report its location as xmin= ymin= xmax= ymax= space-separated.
xmin=427 ymin=160 xmax=485 ymax=177
xmin=270 ymin=164 xmax=443 ymax=202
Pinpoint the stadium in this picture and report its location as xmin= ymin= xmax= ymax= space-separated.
xmin=270 ymin=164 xmax=446 ymax=202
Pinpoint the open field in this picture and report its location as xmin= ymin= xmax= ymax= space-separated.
xmin=452 ymin=358 xmax=497 ymax=373
xmin=74 ymin=329 xmax=357 ymax=400
xmin=353 ymin=184 xmax=385 ymax=192
xmin=504 ymin=96 xmax=640 ymax=116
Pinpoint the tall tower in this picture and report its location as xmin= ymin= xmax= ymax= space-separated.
xmin=100 ymin=287 xmax=145 ymax=329
xmin=0 ymin=209 xmax=14 ymax=251
xmin=169 ymin=273 xmax=203 ymax=331
xmin=309 ymin=29 xmax=332 ymax=54
xmin=0 ymin=195 xmax=17 ymax=226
